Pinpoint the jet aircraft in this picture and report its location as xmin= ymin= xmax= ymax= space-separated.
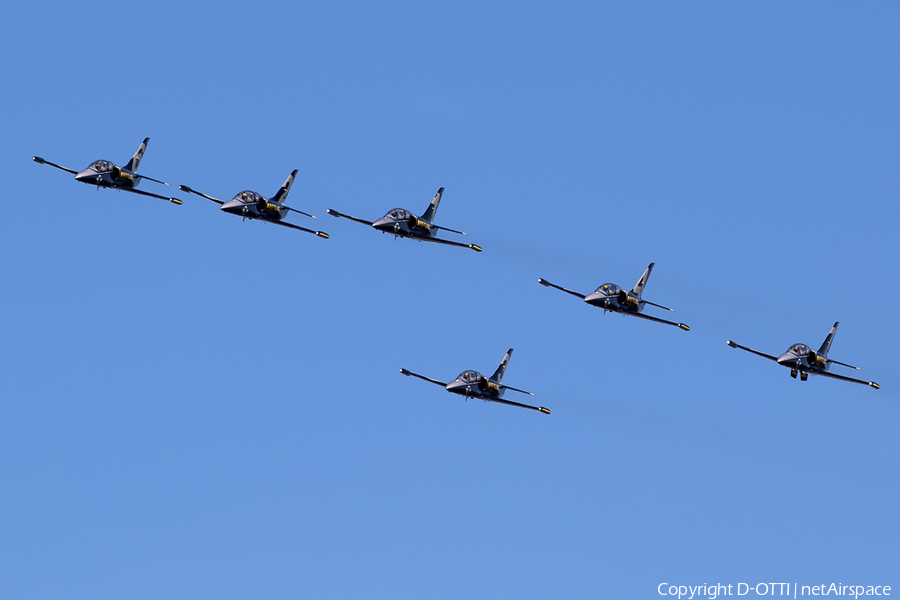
xmin=32 ymin=137 xmax=182 ymax=205
xmin=327 ymin=187 xmax=482 ymax=251
xmin=537 ymin=263 xmax=689 ymax=331
xmin=179 ymin=170 xmax=329 ymax=239
xmin=400 ymin=349 xmax=550 ymax=414
xmin=726 ymin=322 xmax=880 ymax=388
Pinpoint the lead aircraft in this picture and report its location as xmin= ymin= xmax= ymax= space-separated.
xmin=327 ymin=187 xmax=482 ymax=251
xmin=33 ymin=137 xmax=182 ymax=205
xmin=538 ymin=263 xmax=690 ymax=331
xmin=179 ymin=170 xmax=329 ymax=239
xmin=400 ymin=349 xmax=550 ymax=414
xmin=726 ymin=322 xmax=880 ymax=388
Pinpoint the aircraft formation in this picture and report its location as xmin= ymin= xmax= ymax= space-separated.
xmin=33 ymin=137 xmax=882 ymax=414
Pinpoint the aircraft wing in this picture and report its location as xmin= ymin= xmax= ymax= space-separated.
xmin=814 ymin=369 xmax=880 ymax=389
xmin=122 ymin=187 xmax=183 ymax=205
xmin=486 ymin=396 xmax=551 ymax=414
xmin=399 ymin=368 xmax=447 ymax=387
xmin=326 ymin=209 xmax=374 ymax=226
xmin=260 ymin=217 xmax=329 ymax=239
xmin=624 ymin=310 xmax=690 ymax=331
xmin=537 ymin=278 xmax=586 ymax=299
xmin=178 ymin=185 xmax=224 ymax=205
xmin=725 ymin=340 xmax=778 ymax=361
xmin=32 ymin=156 xmax=78 ymax=175
xmin=418 ymin=235 xmax=483 ymax=252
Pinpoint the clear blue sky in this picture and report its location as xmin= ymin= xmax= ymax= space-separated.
xmin=1 ymin=2 xmax=898 ymax=598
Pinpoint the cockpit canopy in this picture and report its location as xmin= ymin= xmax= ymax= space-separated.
xmin=594 ymin=283 xmax=621 ymax=295
xmin=789 ymin=344 xmax=811 ymax=355
xmin=457 ymin=370 xmax=482 ymax=383
xmin=89 ymin=160 xmax=114 ymax=172
xmin=234 ymin=190 xmax=262 ymax=203
xmin=385 ymin=208 xmax=411 ymax=221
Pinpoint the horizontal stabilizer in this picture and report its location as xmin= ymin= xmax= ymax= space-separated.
xmin=433 ymin=224 xmax=467 ymax=236
xmin=137 ymin=174 xmax=169 ymax=186
xmin=828 ymin=359 xmax=859 ymax=370
xmin=642 ymin=299 xmax=674 ymax=312
xmin=286 ymin=205 xmax=316 ymax=219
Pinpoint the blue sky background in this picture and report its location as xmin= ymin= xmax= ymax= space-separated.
xmin=1 ymin=2 xmax=898 ymax=598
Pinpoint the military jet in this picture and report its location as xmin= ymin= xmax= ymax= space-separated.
xmin=327 ymin=187 xmax=482 ymax=251
xmin=400 ymin=349 xmax=550 ymax=414
xmin=32 ymin=137 xmax=182 ymax=205
xmin=726 ymin=322 xmax=880 ymax=388
xmin=537 ymin=263 xmax=689 ymax=331
xmin=179 ymin=170 xmax=329 ymax=239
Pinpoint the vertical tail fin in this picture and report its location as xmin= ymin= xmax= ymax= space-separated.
xmin=272 ymin=169 xmax=298 ymax=204
xmin=818 ymin=322 xmax=839 ymax=356
xmin=491 ymin=348 xmax=513 ymax=383
xmin=124 ymin=137 xmax=149 ymax=172
xmin=631 ymin=262 xmax=655 ymax=297
xmin=421 ymin=187 xmax=444 ymax=222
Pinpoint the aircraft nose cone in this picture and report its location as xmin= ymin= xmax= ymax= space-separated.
xmin=584 ymin=292 xmax=608 ymax=307
xmin=372 ymin=217 xmax=393 ymax=231
xmin=75 ymin=169 xmax=97 ymax=184
xmin=777 ymin=352 xmax=798 ymax=367
xmin=445 ymin=381 xmax=467 ymax=394
xmin=221 ymin=199 xmax=244 ymax=216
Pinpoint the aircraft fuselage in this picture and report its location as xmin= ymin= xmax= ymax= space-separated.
xmin=220 ymin=190 xmax=287 ymax=222
xmin=444 ymin=370 xmax=504 ymax=400
xmin=75 ymin=160 xmax=139 ymax=190
xmin=372 ymin=208 xmax=436 ymax=241
xmin=583 ymin=283 xmax=645 ymax=315
xmin=776 ymin=343 xmax=829 ymax=376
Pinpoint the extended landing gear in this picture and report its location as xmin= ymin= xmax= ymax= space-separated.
xmin=800 ymin=372 xmax=808 ymax=381
xmin=790 ymin=369 xmax=798 ymax=379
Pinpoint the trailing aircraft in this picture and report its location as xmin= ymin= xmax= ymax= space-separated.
xmin=327 ymin=187 xmax=482 ymax=251
xmin=726 ymin=322 xmax=880 ymax=388
xmin=538 ymin=262 xmax=689 ymax=330
xmin=179 ymin=170 xmax=329 ymax=239
xmin=400 ymin=348 xmax=549 ymax=414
